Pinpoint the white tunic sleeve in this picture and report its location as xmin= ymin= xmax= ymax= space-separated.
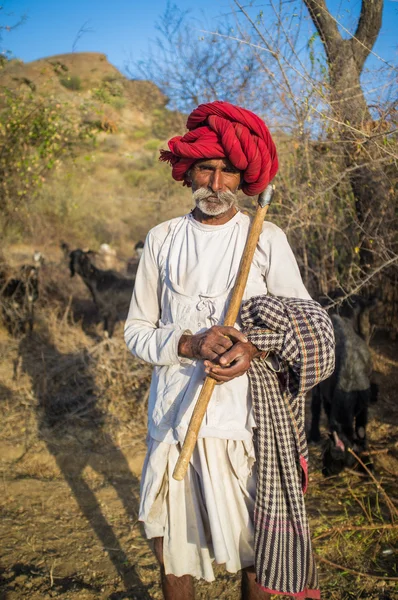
xmin=124 ymin=230 xmax=187 ymax=366
xmin=259 ymin=223 xmax=311 ymax=300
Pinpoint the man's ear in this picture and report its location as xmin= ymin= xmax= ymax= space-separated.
xmin=185 ymin=168 xmax=192 ymax=184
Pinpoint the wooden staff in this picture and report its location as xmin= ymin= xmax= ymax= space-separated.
xmin=173 ymin=184 xmax=275 ymax=481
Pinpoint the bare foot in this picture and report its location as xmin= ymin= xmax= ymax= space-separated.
xmin=153 ymin=537 xmax=195 ymax=600
xmin=241 ymin=566 xmax=271 ymax=600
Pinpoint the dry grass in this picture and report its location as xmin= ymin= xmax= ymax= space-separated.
xmin=0 ymin=250 xmax=152 ymax=459
xmin=307 ymin=467 xmax=398 ymax=599
xmin=305 ymin=339 xmax=398 ymax=600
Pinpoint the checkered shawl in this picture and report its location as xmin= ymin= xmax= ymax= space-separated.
xmin=241 ymin=296 xmax=335 ymax=599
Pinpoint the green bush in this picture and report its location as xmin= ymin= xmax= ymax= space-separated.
xmin=102 ymin=77 xmax=124 ymax=97
xmin=111 ymin=97 xmax=125 ymax=110
xmin=0 ymin=90 xmax=93 ymax=238
xmin=92 ymin=88 xmax=125 ymax=109
xmin=50 ymin=60 xmax=69 ymax=74
xmin=93 ymin=79 xmax=125 ymax=108
xmin=60 ymin=75 xmax=82 ymax=91
xmin=93 ymin=86 xmax=111 ymax=103
xmin=131 ymin=128 xmax=150 ymax=140
xmin=144 ymin=139 xmax=161 ymax=151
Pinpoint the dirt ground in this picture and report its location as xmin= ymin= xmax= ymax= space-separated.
xmin=0 ymin=257 xmax=397 ymax=600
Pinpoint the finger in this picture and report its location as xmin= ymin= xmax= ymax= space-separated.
xmin=206 ymin=358 xmax=248 ymax=380
xmin=204 ymin=360 xmax=218 ymax=369
xmin=216 ymin=326 xmax=248 ymax=344
xmin=206 ymin=371 xmax=231 ymax=383
xmin=219 ymin=345 xmax=246 ymax=366
xmin=210 ymin=343 xmax=230 ymax=355
xmin=212 ymin=335 xmax=233 ymax=351
xmin=204 ymin=350 xmax=219 ymax=361
xmin=202 ymin=337 xmax=231 ymax=357
xmin=211 ymin=367 xmax=245 ymax=380
xmin=206 ymin=370 xmax=240 ymax=383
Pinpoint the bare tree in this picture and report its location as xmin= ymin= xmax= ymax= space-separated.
xmin=130 ymin=2 xmax=263 ymax=113
xmin=303 ymin=0 xmax=397 ymax=269
xmin=202 ymin=0 xmax=397 ymax=300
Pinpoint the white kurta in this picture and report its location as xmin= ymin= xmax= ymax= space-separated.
xmin=140 ymin=437 xmax=257 ymax=580
xmin=124 ymin=211 xmax=311 ymax=444
xmin=124 ymin=210 xmax=311 ymax=580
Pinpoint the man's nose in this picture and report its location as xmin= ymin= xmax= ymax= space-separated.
xmin=209 ymin=169 xmax=224 ymax=192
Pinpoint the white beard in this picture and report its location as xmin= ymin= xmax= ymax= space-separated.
xmin=193 ymin=188 xmax=237 ymax=216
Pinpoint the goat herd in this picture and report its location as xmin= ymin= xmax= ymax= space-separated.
xmin=0 ymin=245 xmax=380 ymax=478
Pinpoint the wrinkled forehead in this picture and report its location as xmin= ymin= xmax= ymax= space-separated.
xmin=192 ymin=157 xmax=240 ymax=172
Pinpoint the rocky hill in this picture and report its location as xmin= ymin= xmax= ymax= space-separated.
xmin=0 ymin=52 xmax=164 ymax=105
xmin=0 ymin=52 xmax=192 ymax=254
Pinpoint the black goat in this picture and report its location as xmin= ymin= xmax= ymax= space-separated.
xmin=134 ymin=240 xmax=144 ymax=257
xmin=60 ymin=241 xmax=71 ymax=260
xmin=68 ymin=249 xmax=134 ymax=337
xmin=0 ymin=265 xmax=40 ymax=335
xmin=127 ymin=240 xmax=145 ymax=276
xmin=318 ymin=289 xmax=377 ymax=343
xmin=308 ymin=293 xmax=378 ymax=476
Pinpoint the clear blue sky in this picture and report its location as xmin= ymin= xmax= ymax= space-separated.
xmin=3 ymin=0 xmax=228 ymax=71
xmin=2 ymin=0 xmax=397 ymax=74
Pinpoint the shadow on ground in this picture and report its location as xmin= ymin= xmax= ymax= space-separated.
xmin=14 ymin=330 xmax=152 ymax=598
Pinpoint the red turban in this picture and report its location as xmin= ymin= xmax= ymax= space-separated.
xmin=159 ymin=101 xmax=278 ymax=196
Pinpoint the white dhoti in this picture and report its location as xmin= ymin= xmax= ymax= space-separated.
xmin=139 ymin=437 xmax=257 ymax=582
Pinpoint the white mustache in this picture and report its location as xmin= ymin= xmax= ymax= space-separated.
xmin=192 ymin=188 xmax=237 ymax=204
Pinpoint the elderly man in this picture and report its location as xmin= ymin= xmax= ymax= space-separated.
xmin=125 ymin=102 xmax=334 ymax=600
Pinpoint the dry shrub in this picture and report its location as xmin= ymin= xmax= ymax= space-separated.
xmin=0 ymin=258 xmax=151 ymax=452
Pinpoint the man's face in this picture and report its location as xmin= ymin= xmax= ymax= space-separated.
xmin=189 ymin=158 xmax=241 ymax=217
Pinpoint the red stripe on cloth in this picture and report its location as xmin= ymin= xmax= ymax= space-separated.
xmin=259 ymin=584 xmax=321 ymax=598
xmin=300 ymin=455 xmax=309 ymax=494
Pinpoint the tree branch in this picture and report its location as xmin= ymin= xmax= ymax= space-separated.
xmin=352 ymin=0 xmax=384 ymax=71
xmin=302 ymin=0 xmax=342 ymax=62
xmin=316 ymin=556 xmax=398 ymax=581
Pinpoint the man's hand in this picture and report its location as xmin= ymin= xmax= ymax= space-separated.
xmin=204 ymin=340 xmax=261 ymax=383
xmin=178 ymin=326 xmax=249 ymax=361
xmin=178 ymin=325 xmax=261 ymax=383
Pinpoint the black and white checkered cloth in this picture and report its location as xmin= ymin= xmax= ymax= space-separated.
xmin=242 ymin=296 xmax=335 ymax=599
